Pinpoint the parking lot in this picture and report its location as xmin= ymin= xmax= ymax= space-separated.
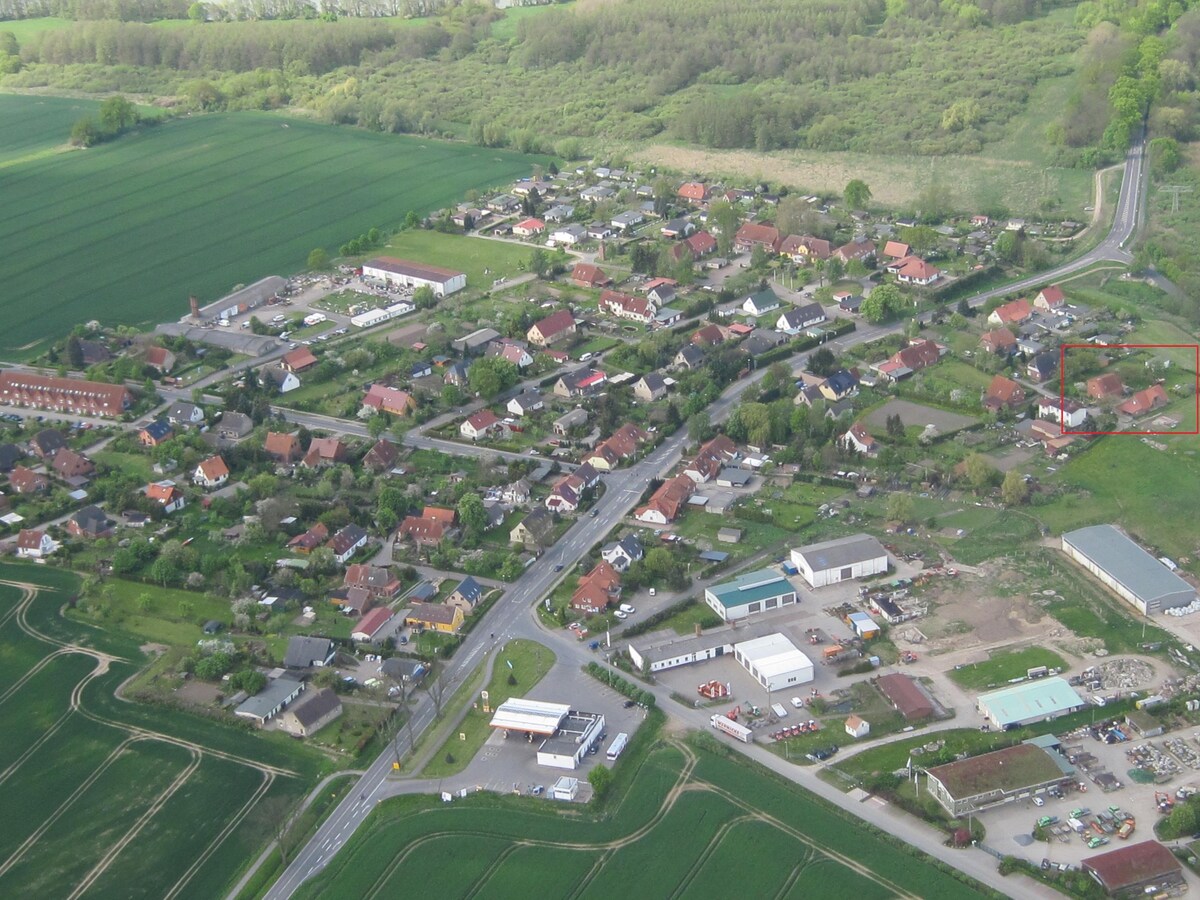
xmin=973 ymin=722 xmax=1200 ymax=876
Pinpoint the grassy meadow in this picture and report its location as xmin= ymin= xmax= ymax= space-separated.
xmin=0 ymin=100 xmax=539 ymax=357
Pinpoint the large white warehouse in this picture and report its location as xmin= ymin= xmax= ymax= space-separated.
xmin=362 ymin=257 xmax=467 ymax=297
xmin=1062 ymin=524 xmax=1197 ymax=615
xmin=790 ymin=533 xmax=889 ymax=588
xmin=733 ymin=633 xmax=814 ymax=692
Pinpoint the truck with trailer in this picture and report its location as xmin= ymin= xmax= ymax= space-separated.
xmin=711 ymin=714 xmax=753 ymax=743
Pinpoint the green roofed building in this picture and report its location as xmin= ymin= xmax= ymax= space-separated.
xmin=977 ymin=676 xmax=1085 ymax=730
xmin=704 ymin=568 xmax=798 ymax=622
xmin=926 ymin=742 xmax=1075 ymax=816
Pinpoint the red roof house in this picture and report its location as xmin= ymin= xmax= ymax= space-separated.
xmin=1118 ymin=385 xmax=1168 ymax=417
xmin=572 ymin=263 xmax=611 ymax=288
xmin=983 ymin=375 xmax=1026 ymax=412
xmin=282 ymin=346 xmax=319 ymax=373
xmin=1087 ymin=373 xmax=1125 ymax=400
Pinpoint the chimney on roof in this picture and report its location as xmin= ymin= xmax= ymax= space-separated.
xmin=694 ymin=622 xmax=702 ymax=638
xmin=189 ymin=295 xmax=200 ymax=319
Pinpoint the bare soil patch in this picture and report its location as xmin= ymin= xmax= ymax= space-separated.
xmin=862 ymin=399 xmax=977 ymax=434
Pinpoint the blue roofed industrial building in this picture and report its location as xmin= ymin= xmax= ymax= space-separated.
xmin=704 ymin=568 xmax=798 ymax=621
xmin=976 ymin=676 xmax=1085 ymax=730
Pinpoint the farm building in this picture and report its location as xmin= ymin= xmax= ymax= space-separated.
xmin=845 ymin=715 xmax=870 ymax=738
xmin=1062 ymin=524 xmax=1198 ymax=615
xmin=875 ymin=673 xmax=935 ymax=721
xmin=1083 ymin=841 xmax=1185 ymax=897
xmin=790 ymin=534 xmax=889 ymax=588
xmin=193 ymin=276 xmax=286 ymax=323
xmin=276 ymin=688 xmax=342 ymax=738
xmin=732 ymin=633 xmax=814 ymax=691
xmin=362 ymin=257 xmax=466 ymax=297
xmin=283 ymin=636 xmax=335 ymax=669
xmin=234 ymin=675 xmax=305 ymax=726
xmin=925 ymin=741 xmax=1075 ymax=816
xmin=976 ymin=677 xmax=1085 ymax=730
xmin=704 ymin=569 xmax=798 ymax=621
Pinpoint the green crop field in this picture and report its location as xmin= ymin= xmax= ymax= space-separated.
xmin=0 ymin=94 xmax=98 ymax=168
xmin=297 ymin=736 xmax=993 ymax=899
xmin=0 ymin=563 xmax=325 ymax=899
xmin=0 ymin=99 xmax=539 ymax=358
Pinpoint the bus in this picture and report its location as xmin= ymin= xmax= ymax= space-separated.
xmin=606 ymin=732 xmax=629 ymax=761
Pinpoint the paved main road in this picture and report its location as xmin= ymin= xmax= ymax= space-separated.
xmin=261 ymin=136 xmax=1149 ymax=898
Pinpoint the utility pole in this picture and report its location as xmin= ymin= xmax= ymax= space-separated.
xmin=1160 ymin=185 xmax=1193 ymax=213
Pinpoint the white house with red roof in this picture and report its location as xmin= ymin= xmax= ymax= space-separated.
xmin=513 ymin=217 xmax=546 ymax=237
xmin=16 ymin=529 xmax=57 ymax=558
xmin=840 ymin=423 xmax=879 ymax=457
xmin=351 ymin=607 xmax=394 ymax=643
xmin=193 ymin=455 xmax=230 ymax=489
xmin=146 ymin=480 xmax=186 ymax=513
xmin=282 ymin=346 xmax=319 ymax=373
xmin=1034 ymin=285 xmax=1066 ymax=311
xmin=460 ymin=409 xmax=502 ymax=441
xmin=895 ymin=257 xmax=941 ymax=286
xmin=527 ymin=309 xmax=577 ymax=346
xmin=988 ymin=298 xmax=1033 ymax=327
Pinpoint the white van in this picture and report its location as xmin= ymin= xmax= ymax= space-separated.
xmin=272 ymin=314 xmax=286 ymax=323
xmin=619 ymin=603 xmax=635 ymax=614
xmin=579 ymin=352 xmax=593 ymax=362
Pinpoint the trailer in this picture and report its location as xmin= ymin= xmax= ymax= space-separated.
xmin=771 ymin=703 xmax=788 ymax=719
xmin=711 ymin=714 xmax=753 ymax=743
xmin=606 ymin=733 xmax=629 ymax=761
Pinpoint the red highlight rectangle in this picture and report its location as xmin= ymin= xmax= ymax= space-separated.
xmin=1059 ymin=343 xmax=1200 ymax=435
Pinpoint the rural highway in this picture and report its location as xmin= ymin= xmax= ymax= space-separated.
xmin=261 ymin=136 xmax=1149 ymax=899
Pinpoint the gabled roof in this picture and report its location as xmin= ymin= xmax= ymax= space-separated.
xmin=1087 ymin=372 xmax=1124 ymax=398
xmin=531 ymin=309 xmax=576 ymax=339
xmin=196 ymin=455 xmax=229 ymax=481
xmin=17 ymin=528 xmax=47 ymax=550
xmin=465 ymin=409 xmax=500 ymax=432
xmin=398 ymin=516 xmax=446 ymax=543
xmin=980 ymin=327 xmax=1016 ymax=350
xmin=407 ymin=602 xmax=460 ymax=627
xmin=328 ymin=523 xmax=368 ymax=556
xmin=264 ymin=431 xmax=299 ymax=460
xmin=1118 ymin=384 xmax=1169 ymax=416
xmin=991 ymin=298 xmax=1032 ymax=324
xmin=140 ymin=420 xmax=173 ymax=442
xmin=1036 ymin=284 xmax=1065 ymax=307
xmin=894 ymin=339 xmax=942 ymax=370
xmin=353 ymin=606 xmax=393 ymax=639
xmin=985 ymin=374 xmax=1025 ymax=406
xmin=283 ymin=346 xmax=319 ymax=371
xmin=452 ymin=576 xmax=483 ymax=604
xmin=882 ymin=240 xmax=910 ymax=259
xmin=284 ymin=636 xmax=335 ymax=668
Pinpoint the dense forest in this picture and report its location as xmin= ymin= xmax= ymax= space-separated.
xmin=1 ymin=0 xmax=1195 ymax=164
